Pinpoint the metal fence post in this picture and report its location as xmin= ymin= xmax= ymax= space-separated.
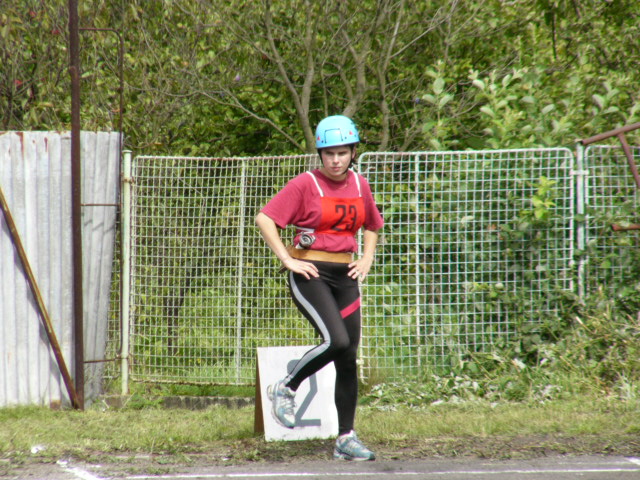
xmin=574 ymin=143 xmax=587 ymax=301
xmin=121 ymin=150 xmax=132 ymax=395
xmin=414 ymin=154 xmax=423 ymax=367
xmin=235 ymin=159 xmax=247 ymax=383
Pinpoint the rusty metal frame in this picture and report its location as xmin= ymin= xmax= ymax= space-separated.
xmin=580 ymin=122 xmax=640 ymax=232
xmin=581 ymin=122 xmax=640 ymax=188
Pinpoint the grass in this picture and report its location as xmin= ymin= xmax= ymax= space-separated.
xmin=1 ymin=394 xmax=639 ymax=465
xmin=4 ymin=293 xmax=640 ymax=475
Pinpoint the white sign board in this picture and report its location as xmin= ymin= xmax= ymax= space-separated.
xmin=256 ymin=346 xmax=338 ymax=442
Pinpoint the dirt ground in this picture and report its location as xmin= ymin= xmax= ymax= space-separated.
xmin=4 ymin=432 xmax=640 ymax=479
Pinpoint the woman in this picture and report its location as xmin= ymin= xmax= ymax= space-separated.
xmin=255 ymin=115 xmax=384 ymax=461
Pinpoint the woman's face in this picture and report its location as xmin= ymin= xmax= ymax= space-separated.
xmin=319 ymin=145 xmax=355 ymax=181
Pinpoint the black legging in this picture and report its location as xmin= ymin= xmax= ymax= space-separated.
xmin=283 ymin=260 xmax=361 ymax=436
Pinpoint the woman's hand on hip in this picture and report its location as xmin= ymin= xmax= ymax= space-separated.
xmin=282 ymin=257 xmax=319 ymax=280
xmin=348 ymin=256 xmax=373 ymax=281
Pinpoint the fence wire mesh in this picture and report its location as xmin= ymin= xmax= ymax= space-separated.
xmin=359 ymin=149 xmax=575 ymax=377
xmin=581 ymin=145 xmax=640 ymax=292
xmin=129 ymin=155 xmax=321 ymax=384
xmin=124 ymin=148 xmax=576 ymax=385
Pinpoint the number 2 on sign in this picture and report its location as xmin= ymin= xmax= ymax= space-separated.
xmin=287 ymin=358 xmax=321 ymax=427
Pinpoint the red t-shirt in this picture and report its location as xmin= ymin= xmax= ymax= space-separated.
xmin=261 ymin=169 xmax=384 ymax=253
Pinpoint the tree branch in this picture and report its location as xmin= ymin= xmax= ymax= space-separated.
xmin=264 ymin=0 xmax=316 ymax=152
xmin=198 ymin=87 xmax=304 ymax=150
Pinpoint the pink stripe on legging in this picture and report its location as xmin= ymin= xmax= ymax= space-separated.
xmin=340 ymin=298 xmax=361 ymax=319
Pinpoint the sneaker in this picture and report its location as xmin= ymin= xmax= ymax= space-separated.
xmin=333 ymin=431 xmax=376 ymax=461
xmin=266 ymin=380 xmax=296 ymax=428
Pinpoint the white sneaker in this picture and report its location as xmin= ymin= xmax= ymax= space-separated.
xmin=266 ymin=380 xmax=296 ymax=428
xmin=333 ymin=431 xmax=376 ymax=461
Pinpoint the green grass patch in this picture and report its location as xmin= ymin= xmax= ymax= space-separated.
xmin=1 ymin=393 xmax=639 ymax=464
xmin=122 ymin=381 xmax=255 ymax=398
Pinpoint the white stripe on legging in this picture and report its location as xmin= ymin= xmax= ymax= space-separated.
xmin=286 ymin=270 xmax=332 ymax=382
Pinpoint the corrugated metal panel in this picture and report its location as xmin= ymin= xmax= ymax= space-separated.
xmin=81 ymin=132 xmax=121 ymax=402
xmin=0 ymin=131 xmax=120 ymax=407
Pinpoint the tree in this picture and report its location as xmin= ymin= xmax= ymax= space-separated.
xmin=129 ymin=0 xmax=466 ymax=153
xmin=0 ymin=2 xmax=69 ymax=130
xmin=2 ymin=0 xmax=639 ymax=154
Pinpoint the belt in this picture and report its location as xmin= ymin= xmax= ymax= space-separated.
xmin=286 ymin=245 xmax=353 ymax=264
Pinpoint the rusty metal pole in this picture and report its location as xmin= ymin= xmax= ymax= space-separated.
xmin=617 ymin=133 xmax=640 ymax=190
xmin=612 ymin=223 xmax=640 ymax=232
xmin=68 ymin=0 xmax=84 ymax=410
xmin=0 ymin=187 xmax=81 ymax=409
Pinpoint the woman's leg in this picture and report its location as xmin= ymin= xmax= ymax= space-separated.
xmin=284 ymin=265 xmax=352 ymax=389
xmin=332 ymin=302 xmax=360 ymax=435
xmin=286 ymin=262 xmax=361 ymax=435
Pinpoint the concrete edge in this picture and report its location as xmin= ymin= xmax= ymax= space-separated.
xmin=100 ymin=395 xmax=254 ymax=410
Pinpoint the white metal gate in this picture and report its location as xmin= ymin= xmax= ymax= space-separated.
xmin=359 ymin=149 xmax=575 ymax=376
xmin=121 ymin=148 xmax=581 ymax=386
xmin=579 ymin=144 xmax=640 ymax=293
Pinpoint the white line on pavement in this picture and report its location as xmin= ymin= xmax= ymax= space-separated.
xmin=125 ymin=465 xmax=640 ymax=479
xmin=57 ymin=460 xmax=107 ymax=480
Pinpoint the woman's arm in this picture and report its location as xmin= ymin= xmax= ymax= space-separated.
xmin=255 ymin=212 xmax=319 ymax=279
xmin=348 ymin=228 xmax=379 ymax=281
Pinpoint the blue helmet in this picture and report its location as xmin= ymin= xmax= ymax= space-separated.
xmin=315 ymin=115 xmax=360 ymax=149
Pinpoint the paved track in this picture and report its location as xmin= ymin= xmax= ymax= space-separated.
xmin=24 ymin=455 xmax=640 ymax=480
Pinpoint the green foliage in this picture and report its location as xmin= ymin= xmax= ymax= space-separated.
xmin=363 ymin=284 xmax=640 ymax=407
xmin=3 ymin=0 xmax=639 ymax=153
xmin=418 ymin=0 xmax=640 ymax=150
xmin=0 ymin=2 xmax=69 ymax=130
xmin=421 ymin=64 xmax=640 ymax=150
